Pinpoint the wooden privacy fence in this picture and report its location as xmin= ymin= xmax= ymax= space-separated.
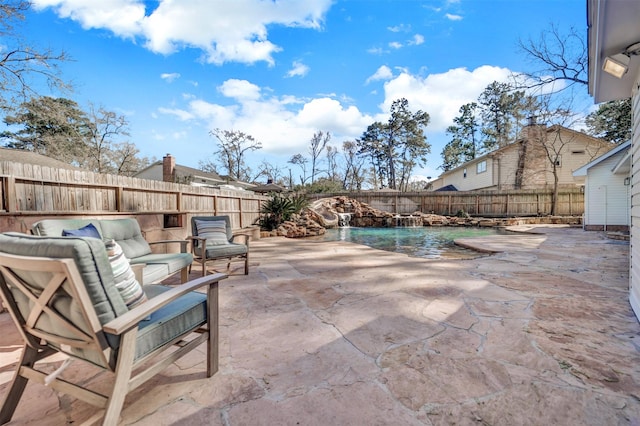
xmin=0 ymin=161 xmax=268 ymax=237
xmin=309 ymin=188 xmax=585 ymax=217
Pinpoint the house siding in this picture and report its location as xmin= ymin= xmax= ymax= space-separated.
xmin=431 ymin=126 xmax=611 ymax=191
xmin=134 ymin=164 xmax=163 ymax=181
xmin=583 ymin=153 xmax=630 ymax=229
xmin=630 ymin=83 xmax=640 ymax=320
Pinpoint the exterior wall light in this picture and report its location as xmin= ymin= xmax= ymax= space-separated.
xmin=603 ymin=42 xmax=640 ymax=79
xmin=603 ymin=53 xmax=630 ymax=78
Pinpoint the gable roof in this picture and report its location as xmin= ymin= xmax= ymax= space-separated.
xmin=134 ymin=160 xmax=225 ymax=182
xmin=0 ymin=147 xmax=81 ymax=170
xmin=572 ymin=140 xmax=631 ymax=177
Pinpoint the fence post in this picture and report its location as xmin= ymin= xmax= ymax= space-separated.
xmin=116 ymin=186 xmax=123 ymax=212
xmin=3 ymin=176 xmax=15 ymax=212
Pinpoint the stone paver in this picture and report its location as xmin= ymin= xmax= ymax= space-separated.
xmin=0 ymin=225 xmax=639 ymax=425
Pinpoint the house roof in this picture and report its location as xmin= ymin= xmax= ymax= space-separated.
xmin=251 ymin=182 xmax=286 ymax=193
xmin=434 ymin=184 xmax=458 ymax=192
xmin=134 ymin=160 xmax=226 ymax=183
xmin=572 ymin=140 xmax=631 ymax=177
xmin=588 ymin=0 xmax=640 ymax=103
xmin=0 ymin=147 xmax=81 ymax=170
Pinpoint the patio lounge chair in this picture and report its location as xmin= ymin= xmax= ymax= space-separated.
xmin=189 ymin=216 xmax=250 ymax=276
xmin=0 ymin=232 xmax=227 ymax=425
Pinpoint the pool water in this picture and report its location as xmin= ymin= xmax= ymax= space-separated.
xmin=316 ymin=226 xmax=508 ymax=259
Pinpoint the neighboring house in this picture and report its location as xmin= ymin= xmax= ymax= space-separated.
xmin=251 ymin=179 xmax=286 ymax=194
xmin=573 ymin=140 xmax=631 ymax=232
xmin=430 ymin=123 xmax=613 ymax=191
xmin=588 ymin=0 xmax=640 ymax=321
xmin=134 ymin=154 xmax=255 ymax=190
xmin=0 ymin=147 xmax=81 ymax=170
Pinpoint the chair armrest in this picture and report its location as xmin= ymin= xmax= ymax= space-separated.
xmin=102 ymin=272 xmax=227 ymax=335
xmin=149 ymin=239 xmax=189 ymax=253
xmin=186 ymin=235 xmax=207 ymax=251
xmin=231 ymin=234 xmax=250 ymax=246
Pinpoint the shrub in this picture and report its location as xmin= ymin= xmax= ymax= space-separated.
xmin=255 ymin=193 xmax=309 ymax=231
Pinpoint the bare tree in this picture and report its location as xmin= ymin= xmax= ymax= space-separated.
xmin=209 ymin=128 xmax=262 ymax=181
xmin=525 ymin=96 xmax=611 ymax=214
xmin=342 ymin=140 xmax=365 ymax=191
xmin=0 ymin=1 xmax=70 ymax=110
xmin=325 ymin=145 xmax=339 ymax=180
xmin=308 ymin=130 xmax=330 ymax=184
xmin=256 ymin=160 xmax=287 ymax=186
xmin=517 ymin=23 xmax=588 ymax=91
xmin=83 ymin=104 xmax=130 ymax=174
xmin=288 ymin=153 xmax=308 ymax=186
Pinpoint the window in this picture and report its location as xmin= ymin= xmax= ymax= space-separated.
xmin=463 ymin=168 xmax=467 ymax=178
xmin=476 ymin=160 xmax=487 ymax=174
xmin=554 ymin=155 xmax=562 ymax=167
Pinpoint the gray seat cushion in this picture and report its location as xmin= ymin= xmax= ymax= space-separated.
xmin=131 ymin=252 xmax=193 ymax=283
xmin=135 ymin=285 xmax=208 ymax=361
xmin=197 ymin=243 xmax=248 ymax=258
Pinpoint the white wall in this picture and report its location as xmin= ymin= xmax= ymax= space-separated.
xmin=630 ymin=81 xmax=640 ymax=321
xmin=584 ymin=154 xmax=630 ymax=227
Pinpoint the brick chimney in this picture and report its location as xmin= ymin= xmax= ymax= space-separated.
xmin=162 ymin=154 xmax=175 ymax=182
xmin=521 ymin=116 xmax=545 ymax=142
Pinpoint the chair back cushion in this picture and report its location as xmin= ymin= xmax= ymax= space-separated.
xmin=33 ymin=219 xmax=103 ymax=238
xmin=0 ymin=233 xmax=129 ymax=366
xmin=194 ymin=219 xmax=229 ymax=246
xmin=92 ymin=219 xmax=152 ymax=259
xmin=191 ymin=216 xmax=233 ymax=245
xmin=0 ymin=233 xmax=128 ymax=320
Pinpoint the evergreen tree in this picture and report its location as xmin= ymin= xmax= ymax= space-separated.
xmin=440 ymin=102 xmax=479 ymax=171
xmin=357 ymin=98 xmax=430 ymax=190
xmin=478 ymin=81 xmax=525 ymax=152
xmin=585 ymin=98 xmax=632 ymax=144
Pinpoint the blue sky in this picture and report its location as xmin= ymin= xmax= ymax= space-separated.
xmin=21 ymin=0 xmax=589 ymax=183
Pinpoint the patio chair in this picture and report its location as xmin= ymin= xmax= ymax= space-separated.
xmin=188 ymin=216 xmax=250 ymax=276
xmin=0 ymin=232 xmax=227 ymax=425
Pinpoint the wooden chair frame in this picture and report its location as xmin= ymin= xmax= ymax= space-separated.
xmin=0 ymin=252 xmax=226 ymax=425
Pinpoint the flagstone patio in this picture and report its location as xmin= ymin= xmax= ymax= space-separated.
xmin=0 ymin=225 xmax=638 ymax=425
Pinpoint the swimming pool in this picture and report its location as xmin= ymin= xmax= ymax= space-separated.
xmin=316 ymin=226 xmax=508 ymax=259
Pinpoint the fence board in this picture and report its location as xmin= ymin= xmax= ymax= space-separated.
xmin=0 ymin=164 xmax=267 ymax=235
xmin=309 ymin=188 xmax=584 ymax=217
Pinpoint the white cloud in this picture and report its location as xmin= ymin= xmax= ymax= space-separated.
xmin=381 ymin=65 xmax=514 ymax=131
xmin=410 ymin=34 xmax=425 ymax=45
xmin=33 ymin=0 xmax=144 ymax=36
xmin=387 ymin=24 xmax=411 ymax=33
xmin=157 ymin=107 xmax=194 ymax=121
xmin=158 ymin=82 xmax=373 ymax=155
xmin=160 ymin=72 xmax=180 ymax=83
xmin=445 ymin=13 xmax=463 ymax=21
xmin=389 ymin=41 xmax=403 ymax=49
xmin=217 ymin=79 xmax=261 ymax=101
xmin=366 ymin=65 xmax=393 ymax=84
xmin=286 ymin=61 xmax=310 ymax=78
xmin=33 ymin=0 xmax=333 ymax=65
